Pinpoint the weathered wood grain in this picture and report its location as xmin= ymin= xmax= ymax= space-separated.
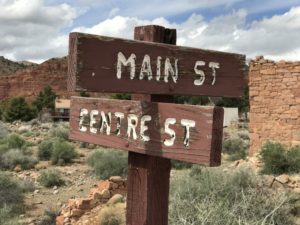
xmin=127 ymin=25 xmax=174 ymax=225
xmin=68 ymin=31 xmax=247 ymax=97
xmin=69 ymin=96 xmax=224 ymax=165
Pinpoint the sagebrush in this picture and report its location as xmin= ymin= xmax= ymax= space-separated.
xmin=169 ymin=166 xmax=298 ymax=225
xmin=87 ymin=149 xmax=127 ymax=179
xmin=222 ymin=137 xmax=247 ymax=161
xmin=260 ymin=141 xmax=300 ymax=174
xmin=98 ymin=203 xmax=126 ymax=225
xmin=38 ymin=168 xmax=64 ymax=187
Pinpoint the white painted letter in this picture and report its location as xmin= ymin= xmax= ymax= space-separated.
xmin=209 ymin=62 xmax=220 ymax=85
xmin=127 ymin=114 xmax=138 ymax=140
xmin=156 ymin=56 xmax=162 ymax=81
xmin=79 ymin=109 xmax=88 ymax=132
xmin=164 ymin=58 xmax=178 ymax=83
xmin=194 ymin=61 xmax=206 ymax=86
xmin=114 ymin=112 xmax=124 ymax=136
xmin=139 ymin=54 xmax=153 ymax=80
xmin=140 ymin=115 xmax=152 ymax=142
xmin=100 ymin=111 xmax=111 ymax=135
xmin=117 ymin=52 xmax=136 ymax=79
xmin=181 ymin=119 xmax=196 ymax=147
xmin=164 ymin=118 xmax=176 ymax=146
xmin=90 ymin=110 xmax=99 ymax=134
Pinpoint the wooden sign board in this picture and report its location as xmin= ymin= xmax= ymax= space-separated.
xmin=68 ymin=32 xmax=247 ymax=97
xmin=69 ymin=97 xmax=223 ymax=166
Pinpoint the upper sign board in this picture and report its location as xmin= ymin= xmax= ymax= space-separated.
xmin=68 ymin=32 xmax=247 ymax=97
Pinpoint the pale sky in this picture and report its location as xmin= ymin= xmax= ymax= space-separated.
xmin=0 ymin=0 xmax=300 ymax=63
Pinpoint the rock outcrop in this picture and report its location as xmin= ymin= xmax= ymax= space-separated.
xmin=0 ymin=57 xmax=71 ymax=100
xmin=0 ymin=56 xmax=35 ymax=76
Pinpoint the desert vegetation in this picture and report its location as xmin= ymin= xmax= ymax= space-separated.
xmin=0 ymin=95 xmax=299 ymax=225
xmin=169 ymin=166 xmax=298 ymax=225
xmin=260 ymin=141 xmax=300 ymax=175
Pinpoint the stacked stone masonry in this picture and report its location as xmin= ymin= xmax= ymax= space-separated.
xmin=249 ymin=56 xmax=300 ymax=155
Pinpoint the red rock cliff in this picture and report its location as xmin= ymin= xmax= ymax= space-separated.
xmin=0 ymin=57 xmax=71 ymax=100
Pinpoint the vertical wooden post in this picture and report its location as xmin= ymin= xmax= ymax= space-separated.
xmin=126 ymin=25 xmax=176 ymax=225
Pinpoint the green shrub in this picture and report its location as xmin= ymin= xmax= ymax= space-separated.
xmin=174 ymin=95 xmax=209 ymax=105
xmin=38 ymin=138 xmax=77 ymax=165
xmin=87 ymin=149 xmax=127 ymax=179
xmin=38 ymin=169 xmax=64 ymax=187
xmin=0 ymin=143 xmax=9 ymax=157
xmin=169 ymin=167 xmax=297 ymax=225
xmin=7 ymin=133 xmax=26 ymax=149
xmin=111 ymin=93 xmax=131 ymax=100
xmin=19 ymin=177 xmax=35 ymax=193
xmin=32 ymin=86 xmax=57 ymax=112
xmin=49 ymin=125 xmax=69 ymax=140
xmin=222 ymin=137 xmax=247 ymax=161
xmin=260 ymin=142 xmax=300 ymax=174
xmin=286 ymin=145 xmax=300 ymax=172
xmin=3 ymin=97 xmax=37 ymax=122
xmin=171 ymin=160 xmax=192 ymax=170
xmin=1 ymin=149 xmax=38 ymax=170
xmin=0 ymin=122 xmax=8 ymax=139
xmin=0 ymin=206 xmax=20 ymax=225
xmin=38 ymin=139 xmax=55 ymax=160
xmin=0 ymin=134 xmax=37 ymax=170
xmin=21 ymin=131 xmax=34 ymax=137
xmin=0 ymin=172 xmax=23 ymax=212
xmin=51 ymin=140 xmax=77 ymax=165
xmin=98 ymin=203 xmax=126 ymax=225
xmin=36 ymin=208 xmax=59 ymax=225
xmin=0 ymin=134 xmax=27 ymax=157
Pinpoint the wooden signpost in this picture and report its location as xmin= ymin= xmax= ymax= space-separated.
xmin=68 ymin=25 xmax=247 ymax=225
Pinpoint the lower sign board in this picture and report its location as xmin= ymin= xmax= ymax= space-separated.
xmin=69 ymin=97 xmax=224 ymax=166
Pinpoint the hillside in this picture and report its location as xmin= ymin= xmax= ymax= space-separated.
xmin=0 ymin=56 xmax=36 ymax=76
xmin=0 ymin=57 xmax=71 ymax=100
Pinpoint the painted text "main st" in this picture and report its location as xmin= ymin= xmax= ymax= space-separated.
xmin=116 ymin=52 xmax=220 ymax=86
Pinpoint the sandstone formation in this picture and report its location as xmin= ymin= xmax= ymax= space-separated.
xmin=0 ymin=56 xmax=34 ymax=76
xmin=249 ymin=56 xmax=300 ymax=154
xmin=0 ymin=57 xmax=71 ymax=100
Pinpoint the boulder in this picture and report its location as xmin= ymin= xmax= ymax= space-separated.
xmin=98 ymin=180 xmax=113 ymax=191
xmin=275 ymin=174 xmax=289 ymax=184
xmin=107 ymin=194 xmax=123 ymax=206
xmin=109 ymin=176 xmax=123 ymax=183
xmin=56 ymin=215 xmax=64 ymax=225
xmin=101 ymin=189 xmax=111 ymax=199
xmin=76 ymin=198 xmax=92 ymax=210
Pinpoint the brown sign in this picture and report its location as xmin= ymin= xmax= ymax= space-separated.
xmin=68 ymin=32 xmax=247 ymax=97
xmin=69 ymin=96 xmax=223 ymax=166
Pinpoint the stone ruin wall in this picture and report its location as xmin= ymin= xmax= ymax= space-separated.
xmin=249 ymin=56 xmax=300 ymax=155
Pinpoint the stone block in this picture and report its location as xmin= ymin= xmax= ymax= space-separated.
xmin=71 ymin=209 xmax=84 ymax=217
xmin=56 ymin=215 xmax=64 ymax=225
xmin=98 ymin=180 xmax=113 ymax=191
xmin=76 ymin=198 xmax=92 ymax=210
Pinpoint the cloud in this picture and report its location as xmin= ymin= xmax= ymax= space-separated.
xmin=114 ymin=0 xmax=244 ymax=18
xmin=73 ymin=6 xmax=300 ymax=61
xmin=1 ymin=1 xmax=300 ymax=62
xmin=108 ymin=8 xmax=120 ymax=18
xmin=73 ymin=16 xmax=174 ymax=39
xmin=0 ymin=0 xmax=77 ymax=62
